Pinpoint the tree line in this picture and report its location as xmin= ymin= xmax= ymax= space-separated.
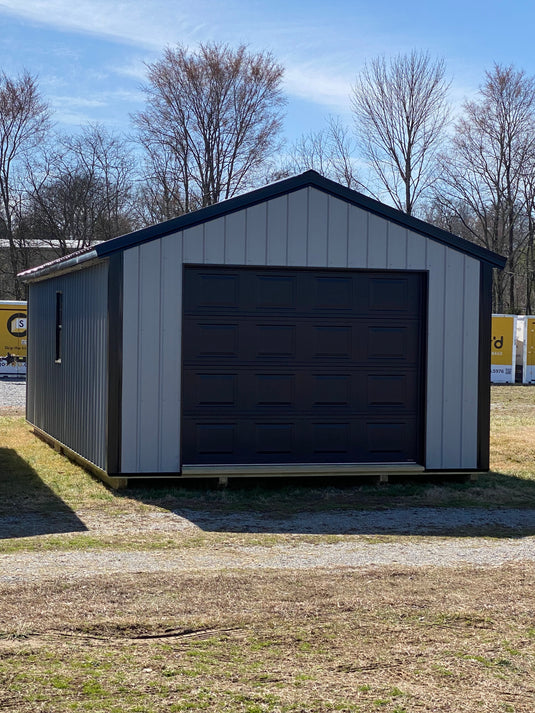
xmin=1 ymin=43 xmax=534 ymax=312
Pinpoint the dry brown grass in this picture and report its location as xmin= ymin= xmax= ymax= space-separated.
xmin=0 ymin=387 xmax=534 ymax=711
xmin=490 ymin=386 xmax=535 ymax=481
xmin=1 ymin=567 xmax=534 ymax=712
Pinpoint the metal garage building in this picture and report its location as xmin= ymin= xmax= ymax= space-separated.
xmin=21 ymin=171 xmax=505 ymax=486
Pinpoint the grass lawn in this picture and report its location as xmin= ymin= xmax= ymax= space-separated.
xmin=1 ymin=386 xmax=535 ymax=519
xmin=2 ymin=567 xmax=534 ymax=713
xmin=0 ymin=385 xmax=534 ymax=712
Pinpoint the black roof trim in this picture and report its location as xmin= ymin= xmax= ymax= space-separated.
xmin=311 ymin=172 xmax=506 ymax=268
xmin=21 ymin=170 xmax=507 ymax=280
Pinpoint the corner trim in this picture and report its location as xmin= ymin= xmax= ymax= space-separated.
xmin=107 ymin=253 xmax=123 ymax=474
xmin=477 ymin=263 xmax=493 ymax=471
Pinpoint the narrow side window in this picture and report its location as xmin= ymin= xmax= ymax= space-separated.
xmin=55 ymin=291 xmax=63 ymax=362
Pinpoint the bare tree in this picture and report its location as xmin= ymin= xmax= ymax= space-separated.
xmin=25 ymin=124 xmax=136 ymax=255
xmin=133 ymin=42 xmax=286 ymax=213
xmin=437 ymin=65 xmax=535 ymax=312
xmin=352 ymin=51 xmax=450 ymax=215
xmin=289 ymin=116 xmax=364 ymax=190
xmin=0 ymin=71 xmax=50 ymax=297
xmin=68 ymin=124 xmax=137 ymax=240
xmin=132 ymin=138 xmax=198 ymax=224
xmin=521 ymin=162 xmax=535 ymax=313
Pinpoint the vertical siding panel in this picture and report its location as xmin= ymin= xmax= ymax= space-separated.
xmin=137 ymin=241 xmax=162 ymax=470
xmin=387 ymin=223 xmax=408 ymax=269
xmin=182 ymin=224 xmax=204 ymax=263
xmin=441 ymin=249 xmax=465 ymax=468
xmin=407 ymin=231 xmax=427 ymax=269
xmin=204 ymin=218 xmax=225 ymax=264
xmin=121 ymin=248 xmax=140 ymax=472
xmin=307 ymin=188 xmax=328 ymax=266
xmin=159 ymin=234 xmax=182 ymax=472
xmin=266 ymin=195 xmax=288 ymax=265
xmin=367 ymin=214 xmax=388 ymax=268
xmin=461 ymin=257 xmax=480 ymax=467
xmin=327 ymin=196 xmax=349 ymax=267
xmin=348 ymin=205 xmax=368 ymax=267
xmin=224 ymin=211 xmax=247 ymax=264
xmin=287 ymin=188 xmax=308 ymax=266
xmin=425 ymin=241 xmax=446 ymax=469
xmin=245 ymin=202 xmax=268 ymax=265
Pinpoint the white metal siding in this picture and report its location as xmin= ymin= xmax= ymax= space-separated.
xmin=121 ymin=186 xmax=480 ymax=473
xmin=121 ymin=235 xmax=181 ymax=472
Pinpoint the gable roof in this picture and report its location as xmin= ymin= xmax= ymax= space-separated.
xmin=20 ymin=170 xmax=506 ymax=281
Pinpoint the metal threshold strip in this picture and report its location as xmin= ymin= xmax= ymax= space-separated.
xmin=181 ymin=463 xmax=425 ymax=477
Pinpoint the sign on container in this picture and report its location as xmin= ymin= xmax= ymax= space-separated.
xmin=523 ymin=316 xmax=535 ymax=384
xmin=491 ymin=314 xmax=516 ymax=384
xmin=0 ymin=301 xmax=27 ymax=377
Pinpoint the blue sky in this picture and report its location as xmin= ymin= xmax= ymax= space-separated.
xmin=0 ymin=0 xmax=534 ymax=146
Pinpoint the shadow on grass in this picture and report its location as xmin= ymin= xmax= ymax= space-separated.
xmin=124 ymin=471 xmax=535 ymax=538
xmin=0 ymin=448 xmax=87 ymax=539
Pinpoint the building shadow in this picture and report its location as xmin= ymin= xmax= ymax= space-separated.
xmin=0 ymin=448 xmax=87 ymax=539
xmin=125 ymin=472 xmax=535 ymax=538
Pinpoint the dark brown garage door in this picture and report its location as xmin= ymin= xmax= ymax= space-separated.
xmin=182 ymin=266 xmax=425 ymax=465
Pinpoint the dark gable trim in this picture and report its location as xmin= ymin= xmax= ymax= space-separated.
xmin=106 ymin=252 xmax=123 ymax=475
xmin=93 ymin=171 xmax=506 ymax=270
xmin=311 ymin=174 xmax=507 ymax=269
xmin=477 ymin=263 xmax=493 ymax=471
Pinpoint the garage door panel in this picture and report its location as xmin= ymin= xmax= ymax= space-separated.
xmin=367 ymin=421 xmax=415 ymax=457
xmin=368 ymin=277 xmax=409 ymax=311
xmin=312 ymin=422 xmax=351 ymax=454
xmin=184 ymin=322 xmax=240 ymax=358
xmin=312 ymin=325 xmax=352 ymax=358
xmin=255 ymin=423 xmax=295 ymax=454
xmin=196 ymin=373 xmax=237 ymax=406
xmin=183 ymin=416 xmax=420 ymax=464
xmin=311 ymin=374 xmax=351 ymax=406
xmin=196 ymin=423 xmax=236 ymax=456
xmin=255 ymin=373 xmax=295 ymax=406
xmin=366 ymin=374 xmax=408 ymax=407
xmin=185 ymin=272 xmax=240 ymax=309
xmin=312 ymin=275 xmax=354 ymax=309
xmin=254 ymin=324 xmax=297 ymax=358
xmin=367 ymin=326 xmax=408 ymax=359
xmin=254 ymin=274 xmax=297 ymax=309
xmin=366 ymin=323 xmax=420 ymax=361
xmin=182 ymin=267 xmax=425 ymax=465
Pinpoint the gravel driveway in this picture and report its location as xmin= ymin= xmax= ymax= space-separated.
xmin=0 ymin=377 xmax=26 ymax=414
xmin=2 ymin=536 xmax=535 ymax=584
xmin=1 ymin=505 xmax=535 ymax=583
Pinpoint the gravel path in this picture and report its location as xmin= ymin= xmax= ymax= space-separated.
xmin=1 ymin=506 xmax=535 ymax=583
xmin=2 ymin=537 xmax=535 ymax=583
xmin=0 ymin=377 xmax=26 ymax=414
xmin=0 ymin=376 xmax=25 ymax=399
